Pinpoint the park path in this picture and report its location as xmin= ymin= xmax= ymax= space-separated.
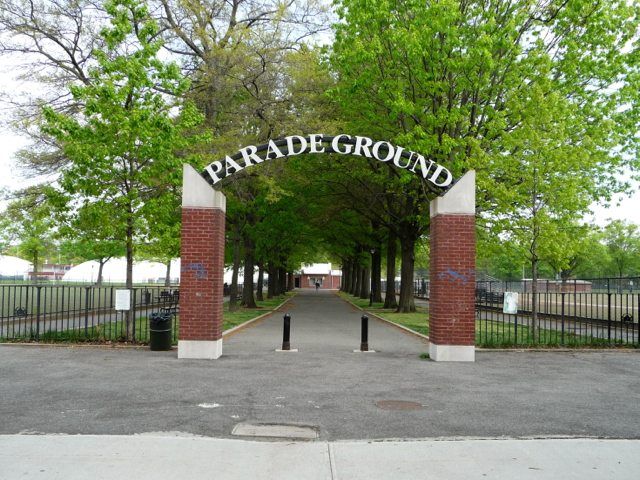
xmin=224 ymin=289 xmax=427 ymax=356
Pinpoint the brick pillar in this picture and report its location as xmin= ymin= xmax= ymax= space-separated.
xmin=178 ymin=164 xmax=226 ymax=359
xmin=429 ymin=170 xmax=476 ymax=362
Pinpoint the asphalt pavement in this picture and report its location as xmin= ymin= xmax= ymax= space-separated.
xmin=1 ymin=289 xmax=639 ymax=478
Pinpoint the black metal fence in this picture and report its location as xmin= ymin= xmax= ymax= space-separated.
xmin=474 ymin=279 xmax=639 ymax=347
xmin=0 ymin=284 xmax=180 ymax=344
xmin=3 ymin=278 xmax=638 ymax=348
xmin=414 ymin=276 xmax=640 ymax=297
xmin=411 ymin=277 xmax=639 ymax=347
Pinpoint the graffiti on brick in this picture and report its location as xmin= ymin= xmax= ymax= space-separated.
xmin=184 ymin=262 xmax=208 ymax=280
xmin=437 ymin=268 xmax=474 ymax=285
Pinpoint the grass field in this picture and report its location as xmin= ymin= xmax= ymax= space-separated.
xmin=481 ymin=292 xmax=639 ymax=322
xmin=2 ymin=293 xmax=293 ymax=345
xmin=337 ymin=292 xmax=430 ymax=337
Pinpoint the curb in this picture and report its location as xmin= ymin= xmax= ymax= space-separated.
xmin=335 ymin=292 xmax=430 ymax=344
xmin=222 ymin=293 xmax=296 ymax=338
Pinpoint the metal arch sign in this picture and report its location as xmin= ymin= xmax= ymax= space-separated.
xmin=201 ymin=134 xmax=454 ymax=189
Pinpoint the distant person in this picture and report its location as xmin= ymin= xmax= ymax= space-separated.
xmin=315 ymin=281 xmax=320 ymax=291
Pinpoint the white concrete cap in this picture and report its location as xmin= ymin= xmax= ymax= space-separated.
xmin=178 ymin=339 xmax=223 ymax=359
xmin=182 ymin=164 xmax=226 ymax=211
xmin=430 ymin=170 xmax=475 ymax=217
xmin=429 ymin=343 xmax=475 ymax=362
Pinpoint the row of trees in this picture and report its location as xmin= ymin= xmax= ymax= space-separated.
xmin=478 ymin=220 xmax=640 ymax=281
xmin=1 ymin=1 xmax=639 ymax=335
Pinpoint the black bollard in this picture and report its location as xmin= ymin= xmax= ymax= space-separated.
xmin=282 ymin=313 xmax=291 ymax=351
xmin=360 ymin=315 xmax=369 ymax=352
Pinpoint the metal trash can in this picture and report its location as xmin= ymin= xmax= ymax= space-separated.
xmin=149 ymin=312 xmax=172 ymax=351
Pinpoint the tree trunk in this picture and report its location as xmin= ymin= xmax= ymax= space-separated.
xmin=125 ymin=214 xmax=134 ymax=340
xmin=229 ymin=231 xmax=241 ymax=311
xmin=353 ymin=264 xmax=362 ymax=297
xmin=397 ymin=235 xmax=416 ymax=313
xmin=287 ymin=271 xmax=294 ymax=291
xmin=278 ymin=267 xmax=287 ymax=295
xmin=267 ymin=263 xmax=277 ymax=299
xmin=341 ymin=260 xmax=349 ymax=292
xmin=241 ymin=235 xmax=257 ymax=308
xmin=359 ymin=266 xmax=370 ymax=300
xmin=256 ymin=264 xmax=264 ymax=301
xmin=96 ymin=258 xmax=107 ymax=286
xmin=384 ymin=232 xmax=398 ymax=309
xmin=531 ymin=257 xmax=538 ymax=343
xmin=164 ymin=259 xmax=171 ymax=287
xmin=371 ymin=248 xmax=382 ymax=303
xmin=32 ymin=251 xmax=39 ymax=278
xmin=347 ymin=262 xmax=355 ymax=294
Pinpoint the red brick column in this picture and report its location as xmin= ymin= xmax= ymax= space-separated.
xmin=178 ymin=164 xmax=226 ymax=359
xmin=429 ymin=171 xmax=476 ymax=361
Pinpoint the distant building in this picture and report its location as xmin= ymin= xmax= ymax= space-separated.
xmin=294 ymin=263 xmax=341 ymax=289
xmin=29 ymin=263 xmax=73 ymax=281
xmin=520 ymin=279 xmax=592 ymax=293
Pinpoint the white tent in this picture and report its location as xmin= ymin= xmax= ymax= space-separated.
xmin=62 ymin=258 xmax=174 ymax=284
xmin=0 ymin=255 xmax=32 ymax=279
xmin=62 ymin=258 xmax=265 ymax=284
xmin=223 ymin=266 xmax=261 ymax=285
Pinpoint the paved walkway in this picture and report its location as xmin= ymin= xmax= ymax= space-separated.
xmin=2 ymin=435 xmax=639 ymax=479
xmin=224 ymin=289 xmax=427 ymax=356
xmin=1 ymin=289 xmax=640 ymax=478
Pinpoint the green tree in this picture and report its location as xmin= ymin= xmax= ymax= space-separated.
xmin=2 ymin=187 xmax=56 ymax=278
xmin=42 ymin=0 xmax=204 ymax=337
xmin=331 ymin=0 xmax=640 ymax=317
xmin=139 ymin=191 xmax=182 ymax=287
xmin=602 ymin=220 xmax=640 ymax=278
xmin=57 ymin=201 xmax=126 ymax=285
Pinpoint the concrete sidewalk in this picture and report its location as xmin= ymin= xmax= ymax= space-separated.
xmin=1 ymin=434 xmax=638 ymax=479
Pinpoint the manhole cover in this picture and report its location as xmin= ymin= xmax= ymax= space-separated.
xmin=231 ymin=423 xmax=318 ymax=439
xmin=375 ymin=400 xmax=424 ymax=411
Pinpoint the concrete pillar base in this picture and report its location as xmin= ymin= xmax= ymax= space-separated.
xmin=178 ymin=339 xmax=223 ymax=359
xmin=429 ymin=343 xmax=475 ymax=362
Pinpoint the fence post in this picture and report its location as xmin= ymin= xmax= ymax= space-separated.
xmin=23 ymin=286 xmax=29 ymax=338
xmin=35 ymin=286 xmax=42 ymax=340
xmin=84 ymin=286 xmax=91 ymax=336
xmin=60 ymin=286 xmax=65 ymax=332
xmin=132 ymin=288 xmax=137 ymax=343
xmin=561 ymin=292 xmax=565 ymax=346
xmin=607 ymin=293 xmax=612 ymax=344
